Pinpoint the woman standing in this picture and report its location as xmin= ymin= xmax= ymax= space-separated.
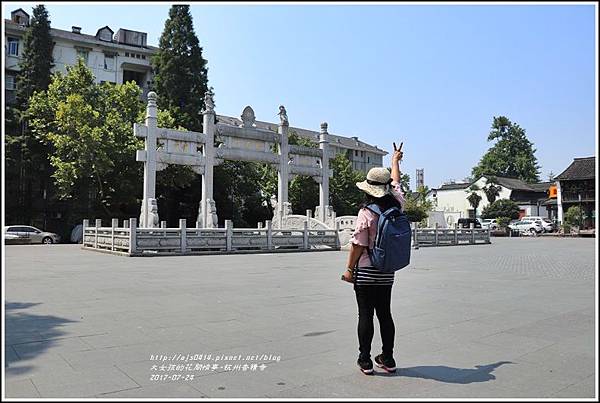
xmin=341 ymin=142 xmax=405 ymax=375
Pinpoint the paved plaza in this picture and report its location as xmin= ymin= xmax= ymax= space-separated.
xmin=4 ymin=237 xmax=597 ymax=399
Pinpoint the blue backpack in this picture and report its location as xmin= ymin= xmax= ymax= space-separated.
xmin=365 ymin=203 xmax=412 ymax=273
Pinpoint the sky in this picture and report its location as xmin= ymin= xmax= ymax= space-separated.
xmin=3 ymin=2 xmax=597 ymax=189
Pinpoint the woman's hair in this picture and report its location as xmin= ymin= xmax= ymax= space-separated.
xmin=359 ymin=192 xmax=401 ymax=212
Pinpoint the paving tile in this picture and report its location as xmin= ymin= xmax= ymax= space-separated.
xmin=5 ymin=378 xmax=41 ymax=398
xmin=4 ymin=239 xmax=595 ymax=398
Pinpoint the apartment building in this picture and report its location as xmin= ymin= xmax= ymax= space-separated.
xmin=5 ymin=8 xmax=157 ymax=103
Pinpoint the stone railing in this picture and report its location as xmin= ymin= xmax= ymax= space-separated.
xmin=412 ymin=224 xmax=491 ymax=248
xmin=82 ymin=218 xmax=339 ymax=256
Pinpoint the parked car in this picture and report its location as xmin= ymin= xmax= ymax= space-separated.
xmin=508 ymin=220 xmax=543 ymax=235
xmin=4 ymin=225 xmax=61 ymax=244
xmin=520 ymin=216 xmax=556 ymax=232
xmin=457 ymin=218 xmax=482 ymax=229
xmin=481 ymin=219 xmax=498 ymax=230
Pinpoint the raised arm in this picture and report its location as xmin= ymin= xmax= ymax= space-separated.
xmin=391 ymin=142 xmax=403 ymax=183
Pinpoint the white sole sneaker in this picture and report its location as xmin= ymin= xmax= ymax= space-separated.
xmin=375 ymin=359 xmax=396 ymax=372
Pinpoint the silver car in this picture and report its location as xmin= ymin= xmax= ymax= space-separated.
xmin=4 ymin=225 xmax=61 ymax=244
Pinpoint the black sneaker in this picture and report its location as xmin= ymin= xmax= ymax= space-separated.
xmin=357 ymin=357 xmax=374 ymax=375
xmin=374 ymin=354 xmax=396 ymax=373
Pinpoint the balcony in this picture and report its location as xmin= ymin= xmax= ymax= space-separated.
xmin=561 ymin=191 xmax=595 ymax=203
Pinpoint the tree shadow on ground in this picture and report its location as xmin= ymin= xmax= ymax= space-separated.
xmin=375 ymin=361 xmax=514 ymax=383
xmin=5 ymin=301 xmax=77 ymax=376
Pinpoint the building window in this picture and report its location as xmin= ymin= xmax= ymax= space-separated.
xmin=7 ymin=37 xmax=19 ymax=56
xmin=104 ymin=54 xmax=114 ymax=70
xmin=6 ymin=75 xmax=17 ymax=90
xmin=142 ymin=55 xmax=146 ymax=60
xmin=368 ymin=156 xmax=370 ymax=163
xmin=355 ymin=150 xmax=358 ymax=157
xmin=125 ymin=52 xmax=129 ymax=57
xmin=76 ymin=49 xmax=89 ymax=65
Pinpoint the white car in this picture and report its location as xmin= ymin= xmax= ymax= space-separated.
xmin=508 ymin=220 xmax=543 ymax=235
xmin=481 ymin=219 xmax=499 ymax=230
xmin=520 ymin=216 xmax=556 ymax=232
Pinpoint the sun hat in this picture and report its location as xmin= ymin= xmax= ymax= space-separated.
xmin=356 ymin=167 xmax=392 ymax=198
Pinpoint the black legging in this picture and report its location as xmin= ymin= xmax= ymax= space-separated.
xmin=354 ymin=284 xmax=395 ymax=360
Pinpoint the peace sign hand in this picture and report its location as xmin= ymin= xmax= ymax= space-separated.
xmin=392 ymin=142 xmax=403 ymax=162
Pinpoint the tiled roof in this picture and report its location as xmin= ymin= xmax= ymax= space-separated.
xmin=216 ymin=115 xmax=387 ymax=155
xmin=434 ymin=176 xmax=551 ymax=193
xmin=556 ymin=157 xmax=595 ymax=181
xmin=436 ymin=183 xmax=471 ymax=191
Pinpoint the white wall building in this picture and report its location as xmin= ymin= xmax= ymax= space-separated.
xmin=5 ymin=8 xmax=156 ymax=103
xmin=427 ymin=176 xmax=551 ymax=227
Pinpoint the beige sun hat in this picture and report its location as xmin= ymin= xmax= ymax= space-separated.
xmin=356 ymin=167 xmax=392 ymax=198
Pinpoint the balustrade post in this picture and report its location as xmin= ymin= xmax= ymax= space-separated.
xmin=128 ymin=218 xmax=137 ymax=255
xmin=225 ymin=220 xmax=233 ymax=252
xmin=111 ymin=218 xmax=118 ymax=251
xmin=266 ymin=220 xmax=273 ymax=250
xmin=95 ymin=219 xmax=101 ymax=249
xmin=180 ymin=219 xmax=187 ymax=254
xmin=303 ymin=221 xmax=309 ymax=250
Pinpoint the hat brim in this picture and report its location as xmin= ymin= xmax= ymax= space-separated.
xmin=356 ymin=181 xmax=388 ymax=198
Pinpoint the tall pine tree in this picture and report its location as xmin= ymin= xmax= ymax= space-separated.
xmin=150 ymin=5 xmax=211 ymax=224
xmin=472 ymin=116 xmax=541 ymax=183
xmin=152 ymin=5 xmax=208 ymax=132
xmin=16 ymin=5 xmax=54 ymax=107
xmin=6 ymin=5 xmax=55 ymax=226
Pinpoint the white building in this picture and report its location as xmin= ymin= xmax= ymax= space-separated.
xmin=216 ymin=116 xmax=387 ymax=173
xmin=5 ymin=8 xmax=156 ymax=103
xmin=427 ymin=176 xmax=552 ymax=227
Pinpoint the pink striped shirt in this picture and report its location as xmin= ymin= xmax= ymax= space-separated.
xmin=349 ymin=181 xmax=406 ymax=268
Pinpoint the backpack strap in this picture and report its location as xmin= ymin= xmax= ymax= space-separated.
xmin=365 ymin=203 xmax=382 ymax=216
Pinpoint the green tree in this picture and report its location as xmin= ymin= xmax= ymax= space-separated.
xmin=482 ymin=176 xmax=502 ymax=204
xmin=403 ymin=195 xmax=431 ymax=224
xmin=472 ymin=116 xmax=540 ymax=183
xmin=563 ymin=206 xmax=583 ymax=227
xmin=288 ymin=129 xmax=317 ymax=148
xmin=481 ymin=199 xmax=520 ymax=219
xmin=28 ymin=59 xmax=146 ymax=220
xmin=330 ymin=154 xmax=366 ymax=216
xmin=152 ymin=4 xmax=209 ymax=132
xmin=466 ymin=184 xmax=482 ymax=218
xmin=5 ymin=5 xmax=55 ymax=226
xmin=16 ymin=5 xmax=54 ymax=107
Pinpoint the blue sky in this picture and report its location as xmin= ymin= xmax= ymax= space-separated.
xmin=3 ymin=2 xmax=597 ymax=189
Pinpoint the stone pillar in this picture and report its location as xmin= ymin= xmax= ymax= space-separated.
xmin=128 ymin=218 xmax=137 ymax=255
xmin=140 ymin=92 xmax=158 ymax=228
xmin=82 ymin=219 xmax=89 ymax=247
xmin=225 ymin=220 xmax=233 ymax=252
xmin=111 ymin=218 xmax=118 ymax=251
xmin=180 ymin=219 xmax=187 ymax=254
xmin=266 ymin=220 xmax=273 ymax=250
xmin=277 ymin=106 xmax=289 ymax=229
xmin=200 ymin=90 xmax=216 ymax=228
xmin=556 ymin=180 xmax=563 ymax=224
xmin=318 ymin=122 xmax=330 ymax=223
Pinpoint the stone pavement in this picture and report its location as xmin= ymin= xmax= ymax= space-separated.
xmin=4 ymin=238 xmax=597 ymax=399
